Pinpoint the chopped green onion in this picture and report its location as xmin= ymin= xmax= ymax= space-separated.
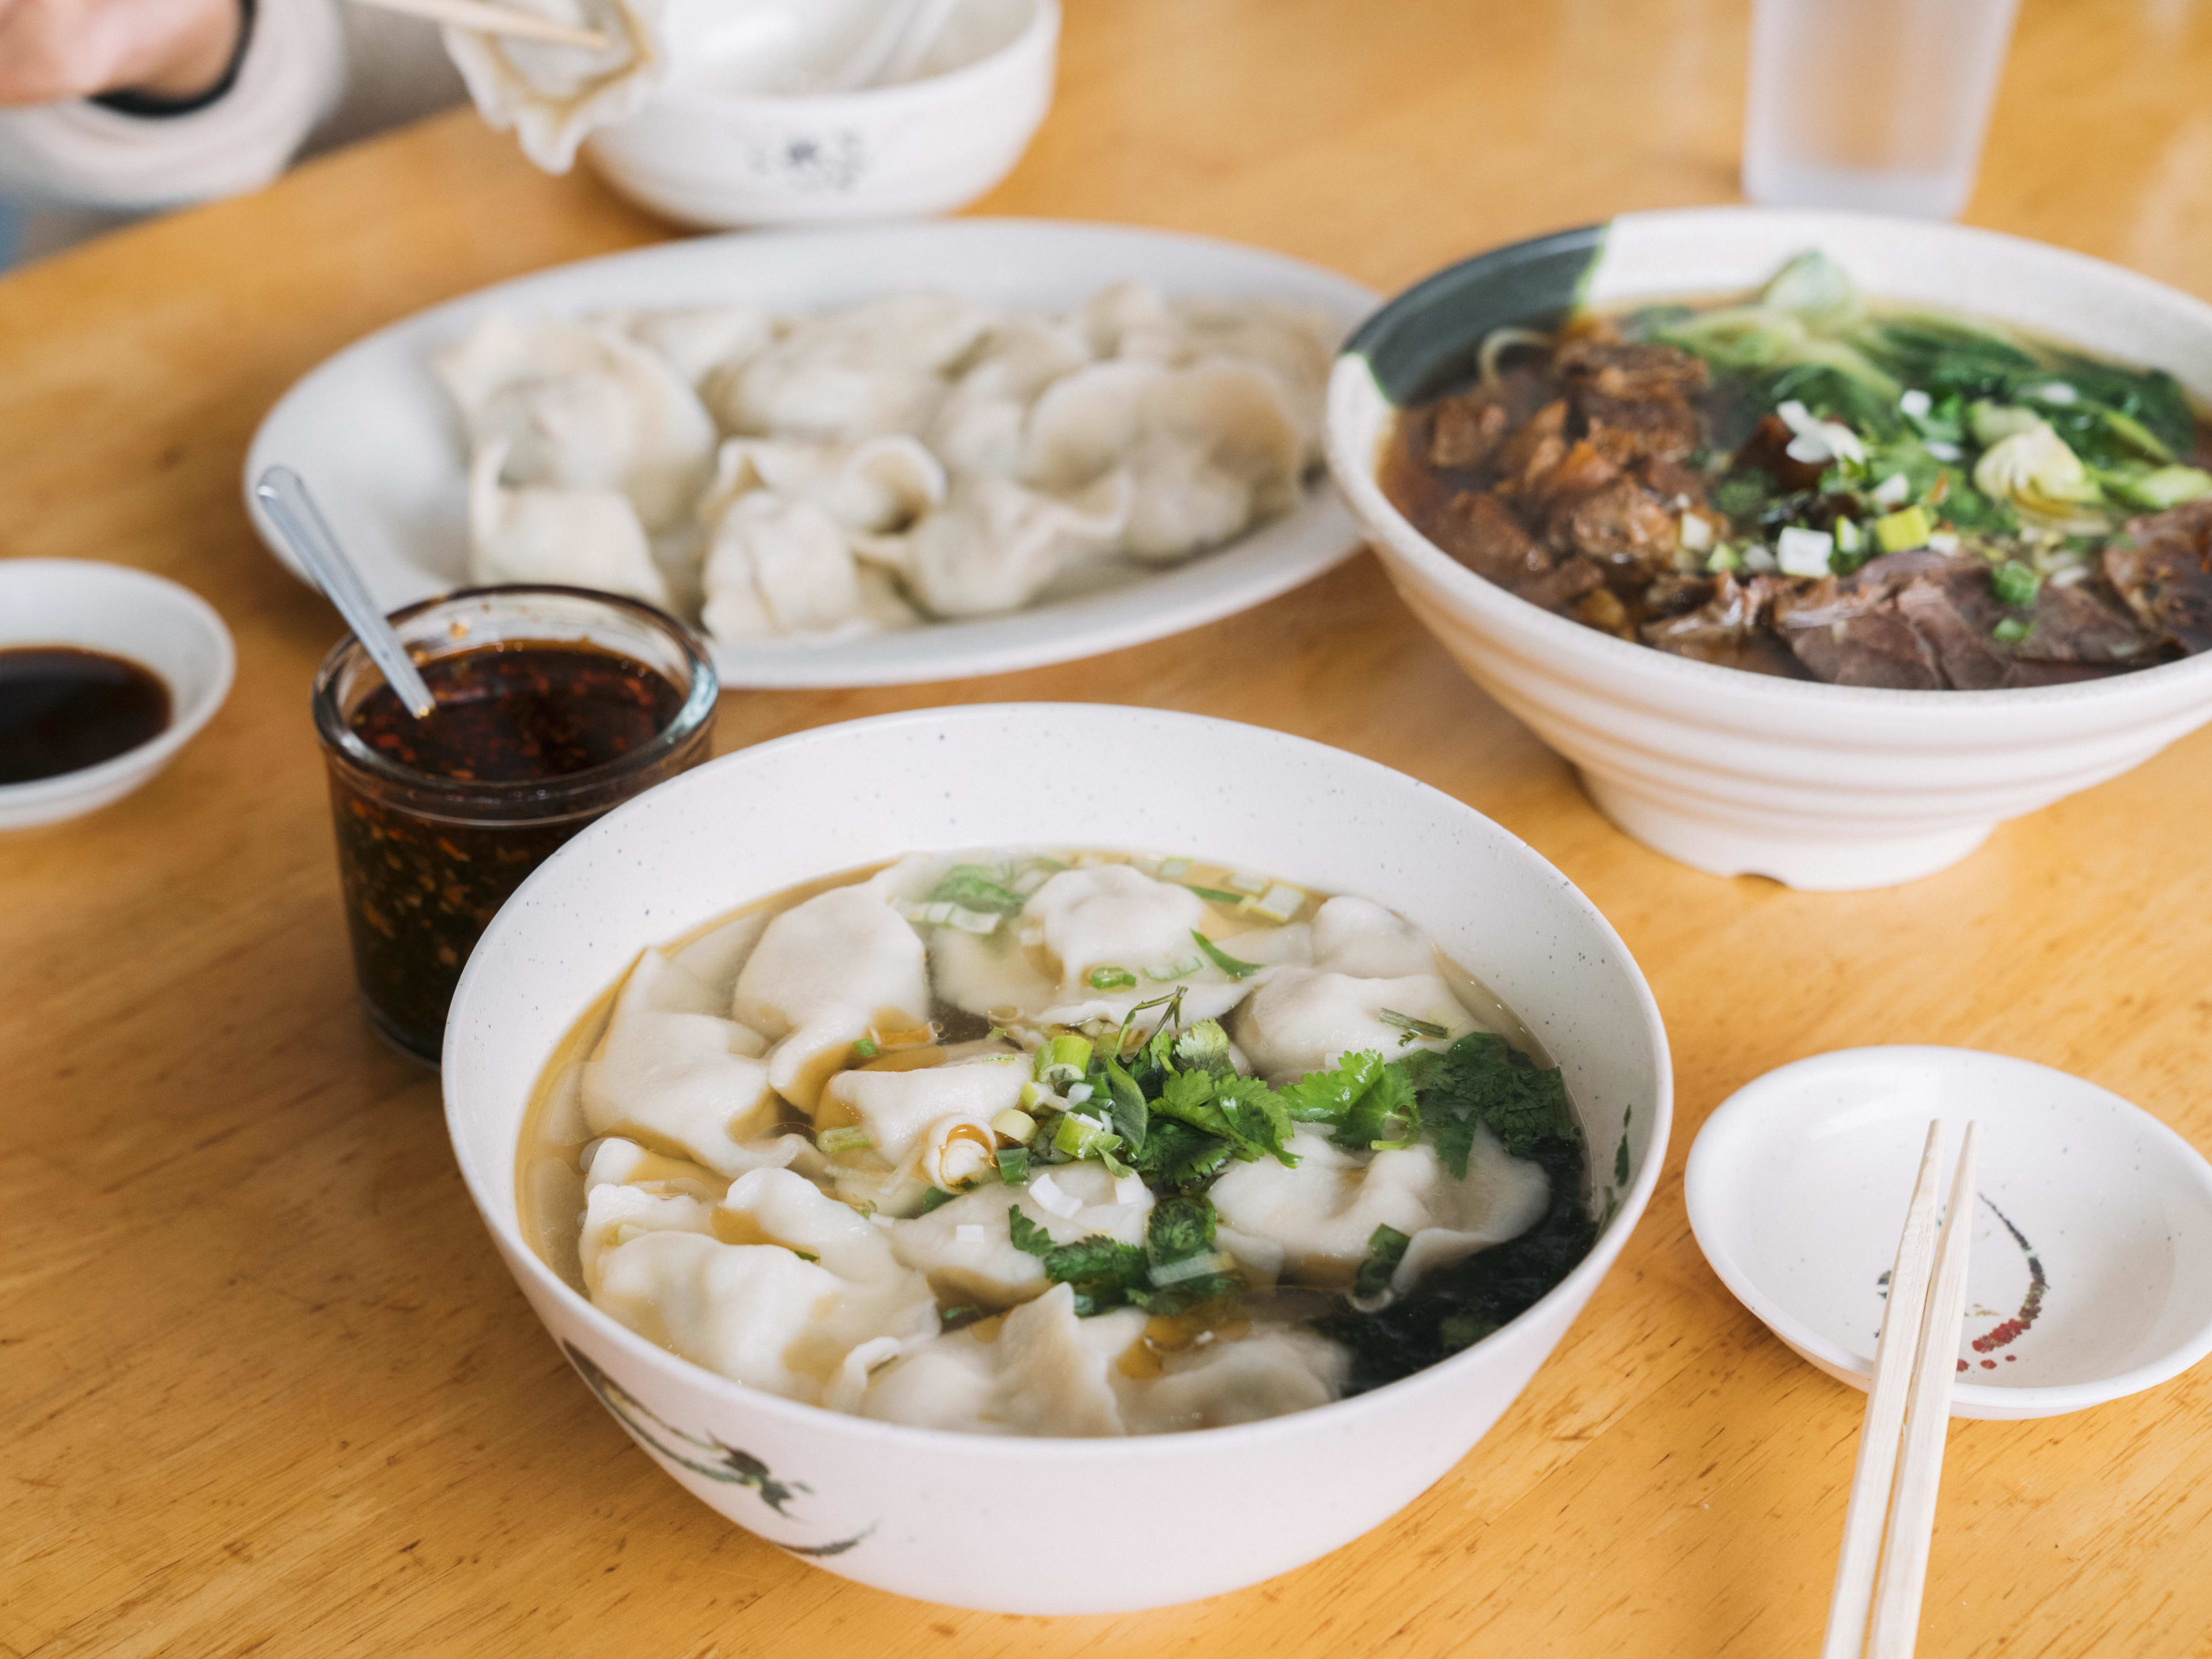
xmin=940 ymin=1304 xmax=983 ymax=1326
xmin=918 ymin=1186 xmax=957 ymax=1214
xmin=1993 ymin=617 xmax=2032 ymax=645
xmin=1353 ymin=1224 xmax=1412 ymax=1302
xmin=817 ymin=1127 xmax=873 ymax=1154
xmin=851 ymin=1036 xmax=881 ymax=1060
xmin=2103 ymin=464 xmax=2212 ymax=510
xmin=1158 ymin=857 xmax=1192 ymax=878
xmin=996 ymin=1145 xmax=1030 ymax=1185
xmin=1377 ymin=1009 xmax=1450 ymax=1046
xmin=791 ymin=1249 xmax=820 ymax=1263
xmin=1087 ymin=965 xmax=1138 ymax=991
xmin=1190 ymin=930 xmax=1262 ymax=980
xmin=1143 ymin=956 xmax=1204 ymax=982
xmin=1991 ymin=560 xmax=2042 ymax=608
xmin=1039 ymin=1034 xmax=1093 ymax=1077
xmin=1053 ymin=1112 xmax=1122 ymax=1164
xmin=1705 ymin=543 xmax=1743 ymax=574
xmin=1184 ymin=885 xmax=1246 ymax=906
xmin=1872 ymin=505 xmax=1932 ymax=554
xmin=990 ymin=1107 xmax=1037 ymax=1143
xmin=1833 ymin=516 xmax=1864 ymax=555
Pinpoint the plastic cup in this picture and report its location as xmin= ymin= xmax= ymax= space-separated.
xmin=1742 ymin=0 xmax=2022 ymax=220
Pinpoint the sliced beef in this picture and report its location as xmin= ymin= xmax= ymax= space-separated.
xmin=2012 ymin=577 xmax=2157 ymax=665
xmin=1525 ymin=438 xmax=1621 ymax=519
xmin=1554 ymin=339 xmax=1710 ymax=401
xmin=1639 ymin=573 xmax=1810 ymax=677
xmin=1772 ymin=551 xmax=2128 ymax=689
xmin=1574 ymin=586 xmax=1637 ymax=639
xmin=1422 ymin=393 xmax=1512 ymax=471
xmin=2104 ymin=499 xmax=2212 ymax=656
xmin=1426 ymin=490 xmax=1601 ymax=611
xmin=1732 ymin=412 xmax=1827 ymax=495
xmin=1555 ymin=475 xmax=1679 ymax=569
xmin=1635 ymin=456 xmax=1712 ymax=507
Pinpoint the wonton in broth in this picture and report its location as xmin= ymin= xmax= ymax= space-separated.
xmin=519 ymin=849 xmax=1594 ymax=1437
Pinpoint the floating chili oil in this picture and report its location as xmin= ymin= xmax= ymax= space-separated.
xmin=313 ymin=589 xmax=716 ymax=1065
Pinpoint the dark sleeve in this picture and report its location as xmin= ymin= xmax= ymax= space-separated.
xmin=92 ymin=0 xmax=259 ymax=120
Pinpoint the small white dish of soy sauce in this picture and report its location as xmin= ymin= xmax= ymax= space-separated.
xmin=0 ymin=559 xmax=234 ymax=830
xmin=1687 ymin=1046 xmax=2212 ymax=1420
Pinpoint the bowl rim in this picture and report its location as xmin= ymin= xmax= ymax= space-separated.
xmin=443 ymin=701 xmax=1676 ymax=1455
xmin=1326 ymin=206 xmax=2212 ymax=711
xmin=644 ymin=0 xmax=1058 ymax=114
xmin=1684 ymin=1043 xmax=2212 ymax=1414
xmin=0 ymin=557 xmax=236 ymax=809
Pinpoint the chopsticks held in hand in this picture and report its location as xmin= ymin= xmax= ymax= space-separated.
xmin=1821 ymin=1119 xmax=1980 ymax=1659
xmin=346 ymin=0 xmax=611 ymax=52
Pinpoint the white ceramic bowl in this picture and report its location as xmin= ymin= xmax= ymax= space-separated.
xmin=1686 ymin=1046 xmax=2212 ymax=1421
xmin=586 ymin=0 xmax=1058 ymax=229
xmin=442 ymin=703 xmax=1672 ymax=1612
xmin=0 ymin=559 xmax=234 ymax=831
xmin=1325 ymin=208 xmax=2212 ymax=891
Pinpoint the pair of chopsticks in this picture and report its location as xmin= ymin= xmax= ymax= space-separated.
xmin=347 ymin=0 xmax=612 ymax=52
xmin=1821 ymin=1120 xmax=1980 ymax=1659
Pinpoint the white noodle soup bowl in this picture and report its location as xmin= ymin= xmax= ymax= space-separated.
xmin=1325 ymin=209 xmax=2212 ymax=891
xmin=442 ymin=703 xmax=1671 ymax=1612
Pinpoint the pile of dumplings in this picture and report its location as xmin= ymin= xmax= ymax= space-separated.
xmin=432 ymin=284 xmax=1336 ymax=645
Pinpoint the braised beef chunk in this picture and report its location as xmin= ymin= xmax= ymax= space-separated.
xmin=1376 ymin=317 xmax=2211 ymax=687
xmin=1639 ymin=574 xmax=1811 ymax=677
xmin=2104 ymin=501 xmax=2212 ymax=655
xmin=1558 ymin=476 xmax=1679 ymax=569
xmin=1554 ymin=339 xmax=1709 ymax=402
xmin=1423 ymin=393 xmax=1512 ymax=470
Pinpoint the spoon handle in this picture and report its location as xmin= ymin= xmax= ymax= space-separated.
xmin=254 ymin=466 xmax=439 ymax=719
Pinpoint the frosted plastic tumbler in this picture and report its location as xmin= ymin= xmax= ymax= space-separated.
xmin=1743 ymin=0 xmax=2022 ymax=219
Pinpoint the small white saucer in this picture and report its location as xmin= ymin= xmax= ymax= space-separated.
xmin=1687 ymin=1046 xmax=2212 ymax=1420
xmin=0 ymin=559 xmax=234 ymax=830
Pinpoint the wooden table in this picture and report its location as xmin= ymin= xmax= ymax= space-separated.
xmin=6 ymin=1 xmax=2212 ymax=1653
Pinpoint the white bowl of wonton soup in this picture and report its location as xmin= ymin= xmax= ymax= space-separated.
xmin=442 ymin=704 xmax=1670 ymax=1612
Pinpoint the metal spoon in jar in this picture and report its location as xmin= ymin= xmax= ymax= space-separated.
xmin=253 ymin=465 xmax=438 ymax=719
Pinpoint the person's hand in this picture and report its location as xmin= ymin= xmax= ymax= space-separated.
xmin=0 ymin=0 xmax=243 ymax=105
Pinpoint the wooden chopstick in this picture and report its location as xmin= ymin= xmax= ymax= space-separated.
xmin=1819 ymin=1120 xmax=1948 ymax=1659
xmin=344 ymin=0 xmax=612 ymax=52
xmin=1866 ymin=1121 xmax=1979 ymax=1657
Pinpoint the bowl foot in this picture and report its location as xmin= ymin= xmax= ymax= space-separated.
xmin=1580 ymin=775 xmax=1993 ymax=890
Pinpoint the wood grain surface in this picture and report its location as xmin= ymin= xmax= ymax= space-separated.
xmin=6 ymin=1 xmax=2212 ymax=1654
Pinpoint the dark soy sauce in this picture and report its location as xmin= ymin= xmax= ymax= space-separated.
xmin=0 ymin=647 xmax=172 ymax=785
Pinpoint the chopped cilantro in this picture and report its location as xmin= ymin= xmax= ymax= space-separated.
xmin=1007 ymin=1199 xmax=1238 ymax=1316
xmin=1354 ymin=1224 xmax=1412 ymax=1301
xmin=1278 ymin=1050 xmax=1420 ymax=1151
xmin=1190 ymin=930 xmax=1262 ymax=980
xmin=1991 ymin=560 xmax=2042 ymax=607
xmin=1172 ymin=1020 xmax=1236 ymax=1077
xmin=1399 ymin=1032 xmax=1577 ymax=1172
xmin=1127 ymin=1116 xmax=1236 ymax=1192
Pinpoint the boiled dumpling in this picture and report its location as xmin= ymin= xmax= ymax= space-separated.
xmin=434 ymin=312 xmax=717 ymax=529
xmin=926 ymin=316 xmax=1093 ymax=477
xmin=1233 ymin=965 xmax=1478 ymax=1084
xmin=1308 ymin=896 xmax=1437 ymax=979
xmin=859 ymin=472 xmax=1131 ymax=619
xmin=889 ymin=1162 xmax=1151 ymax=1308
xmin=443 ymin=0 xmax=663 ymax=174
xmin=601 ymin=305 xmax=777 ymax=389
xmin=857 ymin=1282 xmax=1149 ymax=1435
xmin=1028 ymin=863 xmax=1207 ymax=988
xmin=733 ymin=885 xmax=930 ymax=1110
xmin=1022 ymin=359 xmax=1165 ymax=493
xmin=591 ymin=1168 xmax=937 ymax=1404
xmin=700 ymin=434 xmax=946 ymax=535
xmin=1073 ymin=279 xmax=1177 ymax=359
xmin=707 ymin=292 xmax=996 ymax=440
xmin=1119 ymin=1327 xmax=1349 ymax=1433
xmin=1210 ymin=1127 xmax=1548 ymax=1296
xmin=578 ymin=1150 xmax=719 ymax=1295
xmin=818 ymin=1052 xmax=1028 ymax=1157
xmin=700 ymin=493 xmax=864 ymax=641
xmin=1122 ymin=362 xmax=1306 ymax=563
xmin=666 ymin=908 xmax=771 ymax=997
xmin=466 ymin=442 xmax=672 ymax=607
xmin=579 ymin=949 xmax=784 ymax=1175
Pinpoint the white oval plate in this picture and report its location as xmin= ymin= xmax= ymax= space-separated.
xmin=1686 ymin=1046 xmax=2212 ymax=1419
xmin=243 ymin=219 xmax=1376 ymax=688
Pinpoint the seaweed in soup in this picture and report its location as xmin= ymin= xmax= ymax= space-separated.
xmin=1380 ymin=250 xmax=2212 ymax=688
